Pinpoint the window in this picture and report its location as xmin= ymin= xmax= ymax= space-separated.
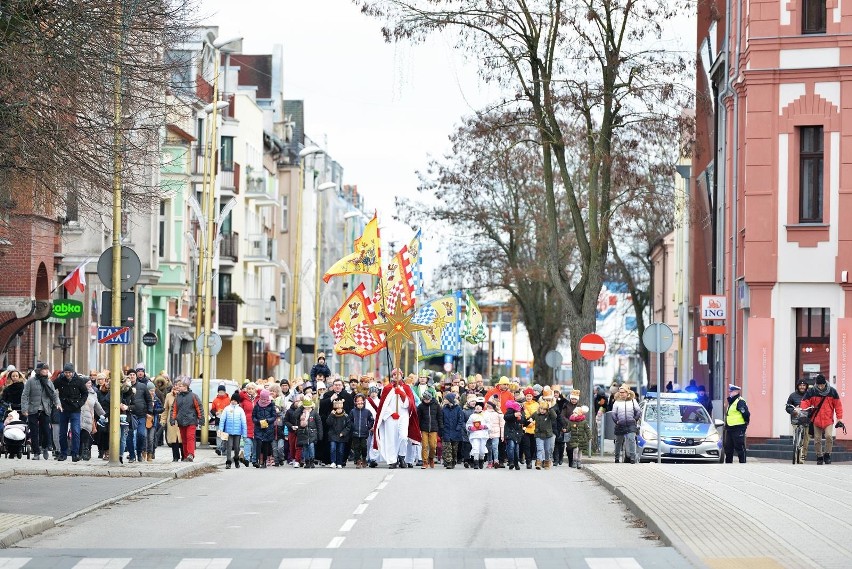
xmin=219 ymin=273 xmax=232 ymax=298
xmin=158 ymin=199 xmax=167 ymax=258
xmin=802 ymin=0 xmax=826 ymax=34
xmin=799 ymin=126 xmax=823 ymax=223
xmin=280 ymin=273 xmax=288 ymax=312
xmin=280 ymin=195 xmax=289 ymax=232
xmin=65 ymin=188 xmax=79 ymax=223
xmin=220 ymin=136 xmax=234 ymax=171
xmin=796 ymin=308 xmax=830 ymax=383
xmin=219 ymin=202 xmax=232 ymax=235
xmin=165 ymin=50 xmax=194 ymax=96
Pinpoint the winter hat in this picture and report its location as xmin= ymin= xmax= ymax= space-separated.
xmin=316 ymin=381 xmax=327 ymax=390
xmin=445 ymin=392 xmax=458 ymax=404
xmin=523 ymin=387 xmax=535 ymax=396
xmin=580 ymin=405 xmax=589 ymax=414
xmin=542 ymin=386 xmax=553 ymax=398
xmin=63 ymin=363 xmax=75 ymax=373
xmin=135 ymin=363 xmax=145 ymax=372
xmin=532 ymin=384 xmax=543 ymax=393
xmin=217 ymin=383 xmax=226 ymax=393
xmin=35 ymin=362 xmax=48 ymax=371
xmin=486 ymin=399 xmax=499 ymax=411
xmin=230 ymin=391 xmax=242 ymax=403
xmin=179 ymin=376 xmax=192 ymax=387
xmin=497 ymin=376 xmax=510 ymax=386
xmin=569 ymin=389 xmax=581 ymax=401
xmin=257 ymin=389 xmax=271 ymax=407
xmin=5 ymin=365 xmax=15 ymax=372
xmin=421 ymin=390 xmax=433 ymax=400
xmin=506 ymin=400 xmax=521 ymax=412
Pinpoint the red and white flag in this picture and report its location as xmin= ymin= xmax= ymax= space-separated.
xmin=58 ymin=258 xmax=93 ymax=295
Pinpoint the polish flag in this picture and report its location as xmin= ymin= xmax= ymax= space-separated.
xmin=59 ymin=259 xmax=92 ymax=295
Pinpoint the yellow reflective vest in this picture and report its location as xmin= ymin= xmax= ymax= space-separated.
xmin=726 ymin=397 xmax=746 ymax=426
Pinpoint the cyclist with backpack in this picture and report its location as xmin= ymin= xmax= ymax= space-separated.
xmin=801 ymin=374 xmax=845 ymax=465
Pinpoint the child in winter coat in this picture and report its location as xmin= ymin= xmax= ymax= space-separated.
xmin=533 ymin=399 xmax=558 ymax=469
xmin=326 ymin=398 xmax=352 ymax=468
xmin=466 ymin=402 xmax=490 ymax=469
xmin=349 ymin=394 xmax=374 ymax=468
xmin=252 ymin=389 xmax=277 ymax=468
xmin=296 ymin=398 xmax=323 ymax=467
xmin=503 ymin=400 xmax=524 ymax=470
xmin=483 ymin=397 xmax=505 ymax=468
xmin=566 ymin=405 xmax=592 ymax=469
xmin=441 ymin=392 xmax=465 ymax=468
xmin=219 ymin=392 xmax=248 ymax=469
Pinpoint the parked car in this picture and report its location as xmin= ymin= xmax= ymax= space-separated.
xmin=188 ymin=379 xmax=240 ymax=444
xmin=637 ymin=392 xmax=724 ymax=463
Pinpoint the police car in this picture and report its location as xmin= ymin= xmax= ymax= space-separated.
xmin=637 ymin=392 xmax=724 ymax=463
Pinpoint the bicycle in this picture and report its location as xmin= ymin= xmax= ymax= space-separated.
xmin=791 ymin=406 xmax=813 ymax=464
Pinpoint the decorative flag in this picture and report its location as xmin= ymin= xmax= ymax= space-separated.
xmin=328 ymin=282 xmax=384 ymax=358
xmin=408 ymin=229 xmax=422 ymax=305
xmin=58 ymin=258 xmax=93 ymax=295
xmin=372 ymin=244 xmax=416 ymax=318
xmin=323 ymin=214 xmax=381 ymax=283
xmin=461 ymin=291 xmax=486 ymax=344
xmin=412 ymin=292 xmax=462 ymax=359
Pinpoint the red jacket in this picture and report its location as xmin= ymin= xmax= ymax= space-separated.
xmin=801 ymin=387 xmax=843 ymax=430
xmin=240 ymin=392 xmax=256 ymax=438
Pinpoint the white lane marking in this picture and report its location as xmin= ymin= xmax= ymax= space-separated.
xmin=0 ymin=560 xmax=32 ymax=569
xmin=174 ymin=560 xmax=232 ymax=569
xmin=484 ymin=559 xmax=537 ymax=569
xmin=339 ymin=518 xmax=357 ymax=532
xmin=384 ymin=474 xmax=394 ymax=481
xmin=584 ymin=559 xmax=642 ymax=569
xmin=72 ymin=560 xmax=132 ymax=569
xmin=326 ymin=536 xmax=346 ymax=549
xmin=365 ymin=492 xmax=378 ymax=501
xmin=381 ymin=559 xmax=433 ymax=569
xmin=278 ymin=559 xmax=333 ymax=569
xmin=353 ymin=503 xmax=368 ymax=515
xmin=376 ymin=482 xmax=388 ymax=490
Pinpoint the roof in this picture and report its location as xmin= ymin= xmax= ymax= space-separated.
xmin=229 ymin=54 xmax=272 ymax=99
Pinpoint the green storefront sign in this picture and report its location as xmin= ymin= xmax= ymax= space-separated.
xmin=52 ymin=299 xmax=83 ymax=319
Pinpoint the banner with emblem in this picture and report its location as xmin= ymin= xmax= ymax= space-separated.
xmin=408 ymin=229 xmax=422 ymax=306
xmin=372 ymin=243 xmax=416 ymax=319
xmin=412 ymin=292 xmax=462 ymax=359
xmin=323 ymin=214 xmax=381 ymax=283
xmin=461 ymin=290 xmax=486 ymax=344
xmin=329 ymin=282 xmax=384 ymax=358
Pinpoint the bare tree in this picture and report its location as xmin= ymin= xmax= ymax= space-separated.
xmin=0 ymin=0 xmax=199 ymax=220
xmin=356 ymin=0 xmax=691 ymax=399
xmin=401 ymin=111 xmax=573 ymax=382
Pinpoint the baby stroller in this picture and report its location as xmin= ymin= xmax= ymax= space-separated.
xmin=2 ymin=409 xmax=30 ymax=459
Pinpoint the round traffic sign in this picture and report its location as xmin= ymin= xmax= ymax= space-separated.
xmin=544 ymin=350 xmax=563 ymax=368
xmin=642 ymin=322 xmax=674 ymax=353
xmin=282 ymin=346 xmax=303 ymax=364
xmin=196 ymin=331 xmax=222 ymax=356
xmin=443 ymin=362 xmax=453 ymax=372
xmin=579 ymin=333 xmax=607 ymax=361
xmin=142 ymin=332 xmax=158 ymax=346
xmin=97 ymin=246 xmax=142 ymax=291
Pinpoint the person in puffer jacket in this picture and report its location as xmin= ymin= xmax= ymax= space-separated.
xmin=169 ymin=377 xmax=201 ymax=462
xmin=349 ymin=394 xmax=374 ymax=468
xmin=416 ymin=390 xmax=443 ymax=468
xmin=611 ymin=386 xmax=641 ymax=464
xmin=441 ymin=392 xmax=465 ymax=468
xmin=503 ymin=400 xmax=524 ymax=470
xmin=465 ymin=402 xmax=490 ymax=469
xmin=566 ymin=406 xmax=591 ymax=469
xmin=483 ymin=397 xmax=504 ymax=468
xmin=219 ymin=392 xmax=247 ymax=469
xmin=296 ymin=398 xmax=323 ymax=467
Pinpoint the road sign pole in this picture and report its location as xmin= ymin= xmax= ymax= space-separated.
xmin=656 ymin=323 xmax=662 ymax=465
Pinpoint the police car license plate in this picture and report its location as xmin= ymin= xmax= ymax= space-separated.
xmin=671 ymin=448 xmax=696 ymax=455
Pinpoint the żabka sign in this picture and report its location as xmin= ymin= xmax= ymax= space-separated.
xmin=52 ymin=299 xmax=83 ymax=319
xmin=699 ymin=295 xmax=727 ymax=321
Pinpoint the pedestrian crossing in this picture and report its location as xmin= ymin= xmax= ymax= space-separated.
xmin=0 ymin=555 xmax=683 ymax=569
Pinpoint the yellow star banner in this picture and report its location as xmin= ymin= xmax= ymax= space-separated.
xmin=412 ymin=292 xmax=462 ymax=359
xmin=328 ymin=283 xmax=384 ymax=358
xmin=323 ymin=214 xmax=381 ymax=283
xmin=369 ymin=301 xmax=431 ymax=366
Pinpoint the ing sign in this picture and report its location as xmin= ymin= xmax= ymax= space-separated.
xmin=700 ymin=295 xmax=727 ymax=321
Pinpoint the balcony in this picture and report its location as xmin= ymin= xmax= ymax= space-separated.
xmin=245 ymin=167 xmax=278 ymax=206
xmin=219 ymin=162 xmax=240 ymax=193
xmin=219 ymin=231 xmax=239 ymax=262
xmin=190 ymin=144 xmax=205 ymax=175
xmin=243 ymin=298 xmax=276 ymax=327
xmin=218 ymin=299 xmax=238 ymax=330
xmin=244 ymin=233 xmax=277 ymax=266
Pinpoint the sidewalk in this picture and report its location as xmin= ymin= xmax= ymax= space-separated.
xmin=587 ymin=461 xmax=852 ymax=569
xmin=0 ymin=446 xmax=220 ymax=549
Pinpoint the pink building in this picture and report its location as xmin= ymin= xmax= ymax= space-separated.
xmin=695 ymin=0 xmax=852 ymax=438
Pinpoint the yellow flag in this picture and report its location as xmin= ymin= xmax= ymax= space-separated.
xmin=323 ymin=214 xmax=381 ymax=282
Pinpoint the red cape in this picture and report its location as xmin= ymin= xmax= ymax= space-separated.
xmin=372 ymin=381 xmax=421 ymax=448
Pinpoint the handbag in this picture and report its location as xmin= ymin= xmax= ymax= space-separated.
xmin=146 ymin=414 xmax=154 ymax=429
xmin=808 ymin=395 xmax=827 ymax=436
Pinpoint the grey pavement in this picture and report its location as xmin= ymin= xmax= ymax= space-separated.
xmin=587 ymin=462 xmax=850 ymax=569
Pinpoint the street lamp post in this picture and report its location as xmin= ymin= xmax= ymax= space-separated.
xmin=289 ymin=146 xmax=324 ymax=382
xmin=340 ymin=210 xmax=363 ymax=377
xmin=314 ymin=182 xmax=337 ymax=362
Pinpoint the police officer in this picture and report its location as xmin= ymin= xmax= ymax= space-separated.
xmin=785 ymin=378 xmax=810 ymax=464
xmin=724 ymin=384 xmax=750 ymax=463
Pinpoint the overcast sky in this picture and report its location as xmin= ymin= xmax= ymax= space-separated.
xmin=200 ymin=0 xmax=499 ymax=275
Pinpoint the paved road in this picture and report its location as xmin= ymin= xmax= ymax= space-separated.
xmin=8 ymin=465 xmax=696 ymax=568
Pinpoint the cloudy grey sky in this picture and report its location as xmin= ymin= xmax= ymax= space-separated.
xmin=200 ymin=0 xmax=498 ymax=268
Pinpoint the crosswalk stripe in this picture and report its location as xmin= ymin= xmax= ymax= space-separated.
xmin=72 ymin=559 xmax=131 ymax=569
xmin=174 ymin=559 xmax=232 ymax=569
xmin=278 ymin=559 xmax=333 ymax=569
xmin=0 ymin=560 xmax=31 ymax=569
xmin=584 ymin=558 xmax=642 ymax=569
xmin=484 ymin=559 xmax=537 ymax=569
xmin=326 ymin=537 xmax=345 ymax=549
xmin=381 ymin=559 xmax=433 ymax=569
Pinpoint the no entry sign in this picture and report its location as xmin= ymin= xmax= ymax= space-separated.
xmin=579 ymin=333 xmax=606 ymax=361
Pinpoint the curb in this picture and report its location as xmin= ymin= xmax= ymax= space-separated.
xmin=584 ymin=467 xmax=708 ymax=569
xmin=0 ymin=515 xmax=54 ymax=549
xmin=5 ymin=461 xmax=218 ymax=479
